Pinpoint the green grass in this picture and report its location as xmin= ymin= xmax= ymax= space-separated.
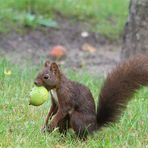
xmin=0 ymin=0 xmax=129 ymax=39
xmin=0 ymin=58 xmax=147 ymax=147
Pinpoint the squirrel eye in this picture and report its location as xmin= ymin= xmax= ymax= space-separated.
xmin=43 ymin=74 xmax=49 ymax=80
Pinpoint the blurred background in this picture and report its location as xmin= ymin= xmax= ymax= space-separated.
xmin=0 ymin=0 xmax=147 ymax=74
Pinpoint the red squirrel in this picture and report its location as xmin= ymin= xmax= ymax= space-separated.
xmin=34 ymin=54 xmax=148 ymax=138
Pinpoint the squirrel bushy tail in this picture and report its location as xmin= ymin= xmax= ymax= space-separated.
xmin=97 ymin=54 xmax=148 ymax=127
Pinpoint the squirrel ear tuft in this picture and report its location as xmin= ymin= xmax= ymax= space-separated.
xmin=50 ymin=62 xmax=59 ymax=74
xmin=44 ymin=60 xmax=50 ymax=67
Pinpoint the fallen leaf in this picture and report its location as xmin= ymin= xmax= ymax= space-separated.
xmin=4 ymin=69 xmax=12 ymax=76
xmin=82 ymin=43 xmax=96 ymax=53
xmin=55 ymin=144 xmax=67 ymax=148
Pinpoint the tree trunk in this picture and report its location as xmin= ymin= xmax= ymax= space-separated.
xmin=121 ymin=0 xmax=148 ymax=60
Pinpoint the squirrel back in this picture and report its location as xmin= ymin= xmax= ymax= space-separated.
xmin=97 ymin=54 xmax=148 ymax=127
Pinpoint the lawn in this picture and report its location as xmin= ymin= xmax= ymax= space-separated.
xmin=0 ymin=58 xmax=147 ymax=147
xmin=0 ymin=0 xmax=129 ymax=39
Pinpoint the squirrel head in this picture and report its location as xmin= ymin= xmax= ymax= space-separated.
xmin=34 ymin=61 xmax=61 ymax=90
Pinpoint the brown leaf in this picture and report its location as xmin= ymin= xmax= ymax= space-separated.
xmin=82 ymin=43 xmax=96 ymax=53
xmin=55 ymin=144 xmax=67 ymax=148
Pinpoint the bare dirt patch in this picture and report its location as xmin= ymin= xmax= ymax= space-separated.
xmin=0 ymin=17 xmax=122 ymax=75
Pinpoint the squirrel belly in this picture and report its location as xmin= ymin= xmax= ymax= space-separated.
xmin=96 ymin=54 xmax=148 ymax=128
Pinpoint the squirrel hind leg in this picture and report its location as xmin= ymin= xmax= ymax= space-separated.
xmin=58 ymin=115 xmax=70 ymax=135
xmin=70 ymin=111 xmax=97 ymax=139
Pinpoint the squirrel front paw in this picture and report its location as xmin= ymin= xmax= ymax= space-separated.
xmin=41 ymin=125 xmax=47 ymax=133
xmin=46 ymin=124 xmax=54 ymax=133
xmin=41 ymin=124 xmax=55 ymax=133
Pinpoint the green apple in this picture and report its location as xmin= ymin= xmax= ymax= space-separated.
xmin=29 ymin=86 xmax=49 ymax=106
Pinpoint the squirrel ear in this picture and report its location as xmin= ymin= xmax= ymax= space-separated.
xmin=50 ymin=62 xmax=59 ymax=74
xmin=44 ymin=60 xmax=50 ymax=67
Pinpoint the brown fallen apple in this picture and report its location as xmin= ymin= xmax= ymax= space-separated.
xmin=48 ymin=45 xmax=66 ymax=59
